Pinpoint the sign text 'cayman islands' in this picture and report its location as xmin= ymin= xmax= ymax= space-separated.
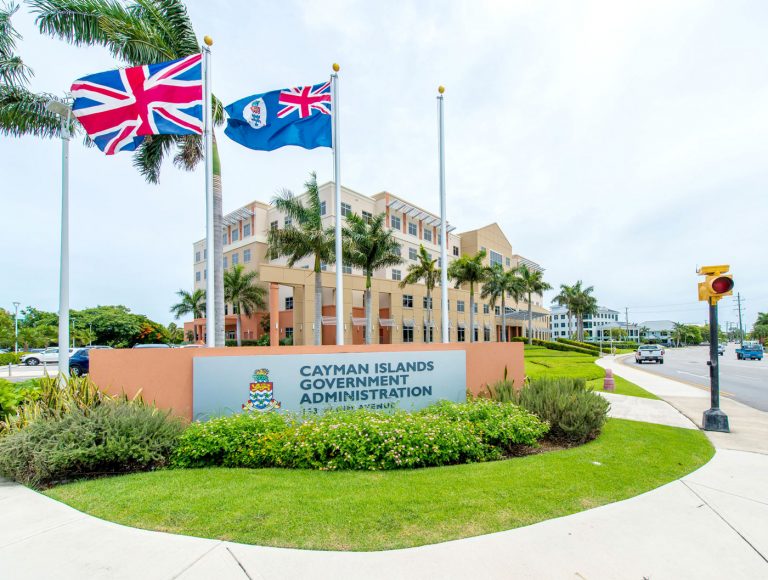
xmin=192 ymin=351 xmax=467 ymax=420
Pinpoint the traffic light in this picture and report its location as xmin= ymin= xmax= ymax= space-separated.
xmin=697 ymin=264 xmax=734 ymax=304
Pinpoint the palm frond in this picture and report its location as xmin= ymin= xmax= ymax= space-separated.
xmin=132 ymin=133 xmax=175 ymax=183
xmin=172 ymin=133 xmax=202 ymax=171
xmin=0 ymin=86 xmax=62 ymax=138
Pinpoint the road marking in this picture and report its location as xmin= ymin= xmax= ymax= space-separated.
xmin=677 ymin=370 xmax=708 ymax=380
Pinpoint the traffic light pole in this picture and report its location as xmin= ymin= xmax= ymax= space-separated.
xmin=702 ymin=298 xmax=729 ymax=432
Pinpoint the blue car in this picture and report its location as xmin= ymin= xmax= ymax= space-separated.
xmin=69 ymin=349 xmax=90 ymax=376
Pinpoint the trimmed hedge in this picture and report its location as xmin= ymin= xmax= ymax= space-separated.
xmin=511 ymin=336 xmax=597 ymax=355
xmin=0 ymin=353 xmax=22 ymax=365
xmin=171 ymin=400 xmax=550 ymax=471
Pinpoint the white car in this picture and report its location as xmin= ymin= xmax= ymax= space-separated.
xmin=635 ymin=344 xmax=665 ymax=364
xmin=21 ymin=347 xmax=81 ymax=366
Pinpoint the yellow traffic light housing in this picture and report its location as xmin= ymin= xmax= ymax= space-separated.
xmin=697 ymin=264 xmax=734 ymax=304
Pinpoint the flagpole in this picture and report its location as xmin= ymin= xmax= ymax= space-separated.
xmin=331 ymin=63 xmax=344 ymax=345
xmin=203 ymin=37 xmax=215 ymax=348
xmin=438 ymin=86 xmax=449 ymax=343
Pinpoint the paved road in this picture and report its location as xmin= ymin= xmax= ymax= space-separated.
xmin=0 ymin=364 xmax=56 ymax=382
xmin=621 ymin=344 xmax=768 ymax=412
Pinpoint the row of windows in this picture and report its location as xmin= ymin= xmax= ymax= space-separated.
xmin=400 ymin=295 xmax=504 ymax=315
xmin=222 ymin=223 xmax=253 ymax=246
xmin=401 ymin=326 xmax=491 ymax=343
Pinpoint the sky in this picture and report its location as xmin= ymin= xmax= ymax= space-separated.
xmin=1 ymin=0 xmax=767 ymax=331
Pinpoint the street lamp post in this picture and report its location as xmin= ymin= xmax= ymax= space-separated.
xmin=12 ymin=301 xmax=20 ymax=354
xmin=46 ymin=101 xmax=72 ymax=380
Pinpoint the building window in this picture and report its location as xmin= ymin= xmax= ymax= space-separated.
xmin=391 ymin=269 xmax=401 ymax=281
xmin=453 ymin=246 xmax=459 ymax=257
xmin=222 ymin=232 xmax=228 ymax=245
xmin=390 ymin=215 xmax=401 ymax=230
xmin=243 ymin=223 xmax=251 ymax=237
xmin=204 ymin=249 xmax=207 ymax=259
xmin=204 ymin=269 xmax=207 ymax=279
xmin=483 ymin=303 xmax=490 ymax=314
xmin=403 ymin=325 xmax=414 ymax=343
xmin=474 ymin=328 xmax=479 ymax=342
xmin=403 ymin=294 xmax=413 ymax=308
xmin=320 ymin=201 xmax=327 ymax=215
xmin=362 ymin=210 xmax=372 ymax=223
xmin=409 ymin=247 xmax=417 ymax=261
xmin=232 ymin=253 xmax=239 ymax=265
xmin=195 ymin=271 xmax=201 ymax=282
xmin=423 ymin=229 xmax=432 ymax=242
xmin=223 ymin=256 xmax=228 ymax=269
xmin=285 ymin=327 xmax=294 ymax=340
xmin=232 ymin=228 xmax=240 ymax=242
xmin=243 ymin=249 xmax=251 ymax=263
xmin=458 ymin=327 xmax=465 ymax=342
xmin=457 ymin=300 xmax=465 ymax=312
xmin=285 ymin=297 xmax=293 ymax=310
xmin=506 ymin=257 xmax=511 ymax=267
xmin=473 ymin=303 xmax=478 ymax=314
xmin=490 ymin=250 xmax=503 ymax=267
xmin=320 ymin=262 xmax=327 ymax=271
xmin=195 ymin=251 xmax=201 ymax=262
xmin=408 ymin=222 xmax=418 ymax=236
xmin=285 ymin=216 xmax=292 ymax=227
xmin=341 ymin=202 xmax=351 ymax=217
xmin=423 ymin=325 xmax=434 ymax=342
xmin=495 ymin=306 xmax=500 ymax=316
xmin=484 ymin=327 xmax=491 ymax=341
xmin=227 ymin=330 xmax=235 ymax=339
xmin=270 ymin=220 xmax=278 ymax=231
xmin=423 ymin=296 xmax=432 ymax=309
xmin=342 ymin=264 xmax=352 ymax=274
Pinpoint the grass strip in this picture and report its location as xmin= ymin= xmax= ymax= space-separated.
xmin=45 ymin=419 xmax=712 ymax=551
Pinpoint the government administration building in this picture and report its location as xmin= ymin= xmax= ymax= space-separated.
xmin=185 ymin=182 xmax=551 ymax=345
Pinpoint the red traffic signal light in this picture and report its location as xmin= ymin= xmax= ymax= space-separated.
xmin=711 ymin=276 xmax=734 ymax=295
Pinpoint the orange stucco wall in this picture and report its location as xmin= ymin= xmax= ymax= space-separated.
xmin=90 ymin=342 xmax=524 ymax=421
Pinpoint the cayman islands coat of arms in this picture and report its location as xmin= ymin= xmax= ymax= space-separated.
xmin=242 ymin=368 xmax=281 ymax=412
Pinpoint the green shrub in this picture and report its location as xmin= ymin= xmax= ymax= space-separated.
xmin=0 ymin=353 xmax=22 ymax=365
xmin=0 ymin=401 xmax=184 ymax=487
xmin=514 ymin=377 xmax=609 ymax=444
xmin=171 ymin=400 xmax=549 ymax=471
xmin=512 ymin=337 xmax=596 ymax=355
xmin=0 ymin=378 xmax=41 ymax=423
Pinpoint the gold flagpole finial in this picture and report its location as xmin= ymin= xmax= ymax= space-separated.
xmin=332 ymin=63 xmax=340 ymax=72
xmin=438 ymin=85 xmax=445 ymax=94
xmin=203 ymin=35 xmax=213 ymax=46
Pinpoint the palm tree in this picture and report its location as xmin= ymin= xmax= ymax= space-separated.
xmin=638 ymin=325 xmax=650 ymax=343
xmin=170 ymin=288 xmax=205 ymax=340
xmin=344 ymin=213 xmax=402 ymax=344
xmin=268 ymin=172 xmax=334 ymax=345
xmin=1 ymin=2 xmax=68 ymax=144
xmin=553 ymin=283 xmax=578 ymax=339
xmin=517 ymin=265 xmax=552 ymax=344
xmin=481 ymin=264 xmax=523 ymax=342
xmin=30 ymin=0 xmax=227 ymax=345
xmin=399 ymin=245 xmax=438 ymax=343
xmin=568 ymin=281 xmax=597 ymax=342
xmin=224 ymin=265 xmax=266 ymax=347
xmin=447 ymin=250 xmax=488 ymax=343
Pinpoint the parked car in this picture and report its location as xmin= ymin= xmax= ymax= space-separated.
xmin=69 ymin=349 xmax=90 ymax=376
xmin=21 ymin=347 xmax=81 ymax=366
xmin=132 ymin=343 xmax=171 ymax=349
xmin=0 ymin=348 xmax=10 ymax=354
xmin=635 ymin=344 xmax=665 ymax=364
xmin=718 ymin=343 xmax=726 ymax=356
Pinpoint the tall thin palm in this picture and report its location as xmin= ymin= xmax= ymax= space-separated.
xmin=224 ymin=265 xmax=265 ymax=347
xmin=447 ymin=250 xmax=488 ymax=343
xmin=518 ymin=265 xmax=552 ymax=344
xmin=481 ymin=264 xmax=523 ymax=342
xmin=30 ymin=0 xmax=227 ymax=345
xmin=570 ymin=282 xmax=597 ymax=342
xmin=268 ymin=172 xmax=334 ymax=345
xmin=170 ymin=288 xmax=205 ymax=340
xmin=400 ymin=245 xmax=439 ymax=343
xmin=553 ymin=283 xmax=578 ymax=339
xmin=344 ymin=213 xmax=402 ymax=344
xmin=0 ymin=2 xmax=68 ymax=140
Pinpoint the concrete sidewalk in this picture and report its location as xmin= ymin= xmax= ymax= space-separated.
xmin=2 ymin=363 xmax=767 ymax=579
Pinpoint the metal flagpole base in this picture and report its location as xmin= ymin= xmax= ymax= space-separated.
xmin=702 ymin=408 xmax=730 ymax=432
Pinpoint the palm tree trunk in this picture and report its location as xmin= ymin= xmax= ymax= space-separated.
xmin=236 ymin=306 xmax=242 ymax=347
xmin=314 ymin=268 xmax=322 ymax=345
xmin=426 ymin=287 xmax=432 ymax=344
xmin=501 ymin=294 xmax=507 ymax=342
xmin=365 ymin=279 xmax=372 ymax=345
xmin=527 ymin=291 xmax=533 ymax=345
xmin=212 ymin=136 xmax=225 ymax=347
xmin=567 ymin=312 xmax=573 ymax=339
xmin=469 ymin=285 xmax=475 ymax=343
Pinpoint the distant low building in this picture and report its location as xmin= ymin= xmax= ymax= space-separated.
xmin=549 ymin=305 xmax=625 ymax=340
xmin=638 ymin=320 xmax=677 ymax=345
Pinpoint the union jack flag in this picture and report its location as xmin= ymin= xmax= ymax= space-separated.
xmin=277 ymin=81 xmax=331 ymax=119
xmin=70 ymin=54 xmax=203 ymax=155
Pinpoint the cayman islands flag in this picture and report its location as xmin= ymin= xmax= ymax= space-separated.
xmin=70 ymin=54 xmax=203 ymax=155
xmin=224 ymin=81 xmax=332 ymax=151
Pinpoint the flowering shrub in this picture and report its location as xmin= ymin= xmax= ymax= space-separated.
xmin=171 ymin=400 xmax=549 ymax=471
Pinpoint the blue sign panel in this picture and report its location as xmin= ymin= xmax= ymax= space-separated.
xmin=193 ymin=350 xmax=466 ymax=420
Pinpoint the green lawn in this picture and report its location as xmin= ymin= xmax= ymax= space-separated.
xmin=45 ymin=419 xmax=712 ymax=551
xmin=525 ymin=346 xmax=658 ymax=399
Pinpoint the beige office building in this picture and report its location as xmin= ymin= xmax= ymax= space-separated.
xmin=187 ymin=182 xmax=551 ymax=345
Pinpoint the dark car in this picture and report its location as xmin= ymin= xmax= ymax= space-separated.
xmin=69 ymin=349 xmax=90 ymax=377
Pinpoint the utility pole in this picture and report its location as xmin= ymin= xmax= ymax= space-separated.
xmin=736 ymin=293 xmax=744 ymax=346
xmin=625 ymin=307 xmax=630 ymax=342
